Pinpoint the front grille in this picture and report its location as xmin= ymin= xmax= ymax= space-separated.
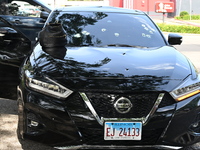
xmin=66 ymin=92 xmax=173 ymax=145
xmin=86 ymin=92 xmax=159 ymax=118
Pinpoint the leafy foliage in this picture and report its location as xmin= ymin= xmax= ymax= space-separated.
xmin=180 ymin=11 xmax=189 ymax=17
xmin=175 ymin=15 xmax=200 ymax=20
xmin=175 ymin=11 xmax=200 ymax=20
xmin=156 ymin=23 xmax=200 ymax=34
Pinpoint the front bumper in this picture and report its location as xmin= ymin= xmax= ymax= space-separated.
xmin=54 ymin=145 xmax=182 ymax=150
xmin=17 ymin=85 xmax=200 ymax=148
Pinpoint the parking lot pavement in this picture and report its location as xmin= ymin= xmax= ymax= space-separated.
xmin=164 ymin=32 xmax=200 ymax=72
xmin=0 ymin=99 xmax=55 ymax=150
xmin=0 ymin=98 xmax=21 ymax=150
xmin=152 ymin=17 xmax=200 ymax=27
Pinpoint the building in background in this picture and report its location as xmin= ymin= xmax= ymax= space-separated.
xmin=109 ymin=0 xmax=176 ymax=18
xmin=48 ymin=0 xmax=200 ymax=18
xmin=47 ymin=0 xmax=109 ymax=8
xmin=176 ymin=0 xmax=200 ymax=16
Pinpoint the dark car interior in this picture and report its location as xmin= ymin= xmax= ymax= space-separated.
xmin=0 ymin=0 xmax=50 ymax=99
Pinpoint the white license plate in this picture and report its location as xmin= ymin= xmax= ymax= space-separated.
xmin=104 ymin=122 xmax=142 ymax=140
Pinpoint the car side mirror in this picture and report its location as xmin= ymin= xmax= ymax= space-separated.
xmin=40 ymin=11 xmax=49 ymax=20
xmin=168 ymin=33 xmax=182 ymax=45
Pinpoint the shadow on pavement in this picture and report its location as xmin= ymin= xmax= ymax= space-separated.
xmin=18 ymin=138 xmax=56 ymax=150
xmin=0 ymin=99 xmax=55 ymax=150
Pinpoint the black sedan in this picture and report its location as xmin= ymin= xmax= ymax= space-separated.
xmin=17 ymin=6 xmax=200 ymax=150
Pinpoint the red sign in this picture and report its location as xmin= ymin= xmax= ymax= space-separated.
xmin=155 ymin=2 xmax=174 ymax=13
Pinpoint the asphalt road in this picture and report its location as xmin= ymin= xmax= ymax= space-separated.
xmin=173 ymin=33 xmax=200 ymax=72
xmin=0 ymin=33 xmax=200 ymax=150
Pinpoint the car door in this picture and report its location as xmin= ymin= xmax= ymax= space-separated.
xmin=0 ymin=0 xmax=51 ymax=99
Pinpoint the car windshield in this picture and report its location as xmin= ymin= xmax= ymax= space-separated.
xmin=47 ymin=11 xmax=166 ymax=48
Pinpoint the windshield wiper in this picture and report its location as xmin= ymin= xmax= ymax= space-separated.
xmin=102 ymin=44 xmax=148 ymax=48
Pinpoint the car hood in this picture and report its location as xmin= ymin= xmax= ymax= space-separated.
xmin=32 ymin=45 xmax=191 ymax=92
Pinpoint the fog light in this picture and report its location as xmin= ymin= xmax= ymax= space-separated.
xmin=192 ymin=123 xmax=199 ymax=128
xmin=31 ymin=121 xmax=39 ymax=127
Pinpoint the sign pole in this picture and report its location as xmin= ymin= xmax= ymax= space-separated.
xmin=163 ymin=12 xmax=165 ymax=23
xmin=178 ymin=0 xmax=182 ymax=16
xmin=190 ymin=0 xmax=192 ymax=20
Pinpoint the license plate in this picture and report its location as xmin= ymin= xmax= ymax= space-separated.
xmin=104 ymin=122 xmax=142 ymax=140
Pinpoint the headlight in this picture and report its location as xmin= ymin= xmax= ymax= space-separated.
xmin=25 ymin=70 xmax=73 ymax=99
xmin=170 ymin=75 xmax=200 ymax=101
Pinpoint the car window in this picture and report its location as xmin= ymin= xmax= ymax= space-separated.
xmin=0 ymin=0 xmax=42 ymax=17
xmin=47 ymin=12 xmax=167 ymax=48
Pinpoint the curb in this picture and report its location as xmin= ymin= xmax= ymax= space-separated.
xmin=174 ymin=19 xmax=200 ymax=27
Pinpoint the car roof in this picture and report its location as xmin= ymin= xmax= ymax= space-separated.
xmin=53 ymin=6 xmax=145 ymax=15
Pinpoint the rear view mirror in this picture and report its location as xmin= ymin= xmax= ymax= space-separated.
xmin=40 ymin=11 xmax=49 ymax=20
xmin=168 ymin=33 xmax=182 ymax=45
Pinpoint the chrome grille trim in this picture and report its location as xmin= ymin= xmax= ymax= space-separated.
xmin=80 ymin=92 xmax=165 ymax=126
xmin=143 ymin=93 xmax=165 ymax=125
xmin=79 ymin=93 xmax=102 ymax=124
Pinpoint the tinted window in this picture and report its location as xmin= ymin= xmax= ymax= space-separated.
xmin=0 ymin=0 xmax=42 ymax=17
xmin=48 ymin=11 xmax=166 ymax=48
